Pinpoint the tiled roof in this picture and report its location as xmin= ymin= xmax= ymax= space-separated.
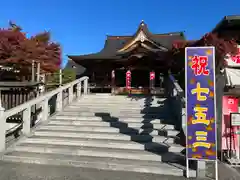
xmin=212 ymin=15 xmax=240 ymax=33
xmin=67 ymin=21 xmax=185 ymax=62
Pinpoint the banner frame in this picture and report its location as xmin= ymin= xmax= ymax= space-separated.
xmin=185 ymin=46 xmax=218 ymax=179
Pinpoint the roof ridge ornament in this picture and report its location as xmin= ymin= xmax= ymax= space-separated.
xmin=139 ymin=31 xmax=145 ymax=42
xmin=141 ymin=20 xmax=144 ymax=26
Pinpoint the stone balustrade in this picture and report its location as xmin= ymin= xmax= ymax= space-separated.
xmin=0 ymin=76 xmax=89 ymax=152
xmin=167 ymin=74 xmax=186 ymax=132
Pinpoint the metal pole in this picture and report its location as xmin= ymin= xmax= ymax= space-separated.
xmin=31 ymin=60 xmax=35 ymax=82
xmin=215 ymin=161 xmax=218 ymax=180
xmin=0 ymin=90 xmax=2 ymax=108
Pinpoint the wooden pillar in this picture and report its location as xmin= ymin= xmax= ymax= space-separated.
xmin=159 ymin=73 xmax=164 ymax=88
xmin=92 ymin=72 xmax=95 ymax=82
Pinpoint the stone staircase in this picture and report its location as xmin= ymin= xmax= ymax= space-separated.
xmin=1 ymin=94 xmax=195 ymax=177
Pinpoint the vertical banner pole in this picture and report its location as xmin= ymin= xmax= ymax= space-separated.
xmin=185 ymin=47 xmax=217 ymax=179
xmin=213 ymin=46 xmax=218 ymax=180
xmin=215 ymin=161 xmax=218 ymax=180
xmin=0 ymin=90 xmax=2 ymax=108
xmin=186 ymin=158 xmax=189 ymax=178
xmin=185 ymin=48 xmax=189 ymax=178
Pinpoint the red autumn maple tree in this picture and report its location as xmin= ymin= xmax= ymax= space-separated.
xmin=170 ymin=33 xmax=238 ymax=73
xmin=0 ymin=22 xmax=61 ymax=77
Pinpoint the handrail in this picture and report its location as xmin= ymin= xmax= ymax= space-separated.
xmin=169 ymin=74 xmax=185 ymax=103
xmin=0 ymin=76 xmax=89 ymax=152
xmin=168 ymin=74 xmax=186 ymax=135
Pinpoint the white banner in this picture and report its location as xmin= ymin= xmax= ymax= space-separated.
xmin=225 ymin=67 xmax=240 ymax=86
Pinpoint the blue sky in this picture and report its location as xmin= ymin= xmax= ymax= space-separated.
xmin=0 ymin=0 xmax=239 ymax=68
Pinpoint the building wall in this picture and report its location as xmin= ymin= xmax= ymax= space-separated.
xmin=216 ymin=73 xmax=226 ymax=153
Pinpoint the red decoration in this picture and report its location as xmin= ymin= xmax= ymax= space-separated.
xmin=230 ymin=46 xmax=240 ymax=64
xmin=170 ymin=33 xmax=239 ymax=71
xmin=126 ymin=70 xmax=131 ymax=90
xmin=150 ymin=71 xmax=155 ymax=80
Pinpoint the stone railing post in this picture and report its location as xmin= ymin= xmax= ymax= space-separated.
xmin=42 ymin=98 xmax=49 ymax=121
xmin=56 ymin=91 xmax=63 ymax=112
xmin=77 ymin=81 xmax=82 ymax=98
xmin=0 ymin=107 xmax=6 ymax=151
xmin=84 ymin=78 xmax=88 ymax=95
xmin=182 ymin=106 xmax=186 ymax=135
xmin=68 ymin=85 xmax=74 ymax=103
xmin=22 ymin=107 xmax=31 ymax=135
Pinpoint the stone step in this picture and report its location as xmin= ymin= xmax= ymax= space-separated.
xmin=52 ymin=116 xmax=103 ymax=121
xmin=73 ymin=98 xmax=165 ymax=104
xmin=38 ymin=124 xmax=179 ymax=137
xmin=51 ymin=115 xmax=172 ymax=123
xmin=65 ymin=106 xmax=165 ymax=113
xmin=2 ymin=151 xmax=195 ymax=177
xmin=51 ymin=116 xmax=175 ymax=126
xmin=20 ymin=136 xmax=184 ymax=153
xmin=72 ymin=104 xmax=162 ymax=109
xmin=48 ymin=120 xmax=175 ymax=130
xmin=10 ymin=143 xmax=164 ymax=162
xmin=75 ymin=98 xmax=162 ymax=101
xmin=39 ymin=125 xmax=121 ymax=133
xmin=80 ymin=96 xmax=166 ymax=100
xmin=58 ymin=111 xmax=166 ymax=118
xmin=81 ymin=95 xmax=165 ymax=100
xmin=33 ymin=130 xmax=176 ymax=143
xmin=10 ymin=143 xmax=186 ymax=166
xmin=72 ymin=102 xmax=162 ymax=107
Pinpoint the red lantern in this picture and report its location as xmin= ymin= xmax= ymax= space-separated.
xmin=126 ymin=70 xmax=131 ymax=90
xmin=150 ymin=71 xmax=155 ymax=80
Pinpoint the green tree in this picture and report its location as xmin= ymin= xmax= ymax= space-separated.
xmin=46 ymin=69 xmax=76 ymax=90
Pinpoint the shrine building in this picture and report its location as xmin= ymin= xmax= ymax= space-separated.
xmin=66 ymin=21 xmax=185 ymax=94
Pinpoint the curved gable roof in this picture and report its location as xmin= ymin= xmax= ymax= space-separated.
xmin=67 ymin=21 xmax=185 ymax=62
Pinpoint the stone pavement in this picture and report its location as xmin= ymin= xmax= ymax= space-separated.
xmin=0 ymin=161 xmax=200 ymax=180
xmin=206 ymin=161 xmax=240 ymax=180
xmin=0 ymin=161 xmax=240 ymax=180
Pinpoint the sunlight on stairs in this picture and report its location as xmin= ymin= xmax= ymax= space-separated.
xmin=1 ymin=94 xmax=196 ymax=177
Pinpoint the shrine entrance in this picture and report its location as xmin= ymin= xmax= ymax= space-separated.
xmin=131 ymin=69 xmax=149 ymax=88
xmin=112 ymin=68 xmax=165 ymax=95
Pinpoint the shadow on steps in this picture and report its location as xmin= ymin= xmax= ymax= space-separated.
xmin=94 ymin=95 xmax=191 ymax=171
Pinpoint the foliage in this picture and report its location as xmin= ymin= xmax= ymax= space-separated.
xmin=46 ymin=68 xmax=76 ymax=87
xmin=170 ymin=33 xmax=239 ymax=73
xmin=62 ymin=68 xmax=76 ymax=84
xmin=0 ymin=21 xmax=61 ymax=77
